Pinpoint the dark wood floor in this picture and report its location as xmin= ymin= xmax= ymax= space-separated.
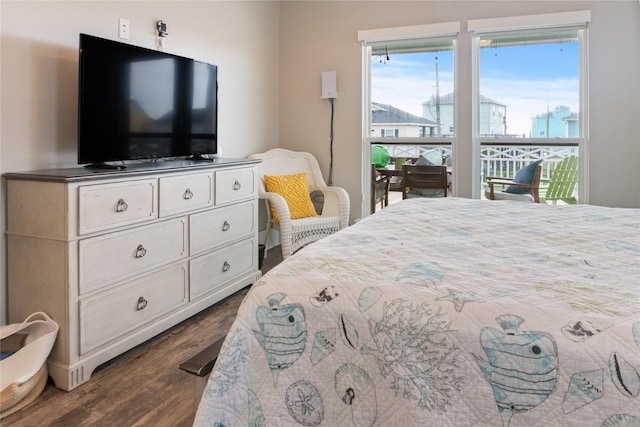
xmin=2 ymin=246 xmax=283 ymax=427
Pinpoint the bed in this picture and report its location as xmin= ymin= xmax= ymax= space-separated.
xmin=194 ymin=198 xmax=640 ymax=427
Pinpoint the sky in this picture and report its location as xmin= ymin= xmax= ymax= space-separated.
xmin=371 ymin=41 xmax=579 ymax=136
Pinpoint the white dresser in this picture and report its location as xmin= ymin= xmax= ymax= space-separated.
xmin=5 ymin=159 xmax=262 ymax=391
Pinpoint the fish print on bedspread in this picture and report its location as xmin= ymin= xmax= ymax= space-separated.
xmin=360 ymin=298 xmax=464 ymax=413
xmin=474 ymin=314 xmax=559 ymax=427
xmin=252 ymin=292 xmax=306 ymax=385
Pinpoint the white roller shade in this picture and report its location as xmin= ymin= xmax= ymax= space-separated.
xmin=468 ymin=10 xmax=591 ymax=33
xmin=358 ymin=22 xmax=460 ymax=43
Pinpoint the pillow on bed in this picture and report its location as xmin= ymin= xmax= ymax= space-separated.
xmin=505 ymin=160 xmax=542 ymax=194
xmin=264 ymin=172 xmax=317 ymax=223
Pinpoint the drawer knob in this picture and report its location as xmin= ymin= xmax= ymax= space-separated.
xmin=184 ymin=188 xmax=194 ymax=200
xmin=222 ymin=261 xmax=231 ymax=272
xmin=135 ymin=244 xmax=147 ymax=258
xmin=136 ymin=296 xmax=148 ymax=311
xmin=233 ymin=180 xmax=241 ymax=191
xmin=222 ymin=221 xmax=231 ymax=232
xmin=115 ymin=198 xmax=128 ymax=212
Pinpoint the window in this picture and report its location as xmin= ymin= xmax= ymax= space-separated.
xmin=369 ymin=38 xmax=456 ymax=138
xmin=470 ymin=11 xmax=589 ymax=202
xmin=359 ymin=23 xmax=459 ymax=214
xmin=358 ymin=14 xmax=589 ymax=212
xmin=478 ymin=29 xmax=581 ymax=138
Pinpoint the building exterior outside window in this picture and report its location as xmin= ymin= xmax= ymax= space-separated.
xmin=372 ymin=103 xmax=435 ymax=138
xmin=423 ymin=93 xmax=507 ymax=137
xmin=531 ymin=105 xmax=579 ymax=138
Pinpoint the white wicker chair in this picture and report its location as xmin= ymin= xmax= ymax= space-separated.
xmin=248 ymin=148 xmax=350 ymax=259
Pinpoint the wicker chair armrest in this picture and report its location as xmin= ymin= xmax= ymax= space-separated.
xmin=314 ymin=185 xmax=350 ymax=229
xmin=259 ymin=191 xmax=291 ymax=224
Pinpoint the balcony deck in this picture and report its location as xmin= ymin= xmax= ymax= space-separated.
xmin=371 ymin=142 xmax=579 ymax=205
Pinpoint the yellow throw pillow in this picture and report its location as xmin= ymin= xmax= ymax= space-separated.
xmin=264 ymin=173 xmax=317 ymax=223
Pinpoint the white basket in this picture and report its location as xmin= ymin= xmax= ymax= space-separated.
xmin=1 ymin=312 xmax=59 ymax=418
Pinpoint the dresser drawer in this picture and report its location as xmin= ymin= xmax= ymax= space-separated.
xmin=215 ymin=167 xmax=257 ymax=205
xmin=190 ymin=200 xmax=257 ymax=255
xmin=79 ymin=263 xmax=188 ymax=354
xmin=78 ymin=179 xmax=157 ymax=235
xmin=159 ymin=172 xmax=213 ymax=217
xmin=190 ymin=238 xmax=256 ymax=300
xmin=79 ymin=218 xmax=187 ymax=294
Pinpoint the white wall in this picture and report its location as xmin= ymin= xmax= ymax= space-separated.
xmin=279 ymin=1 xmax=640 ymax=220
xmin=0 ymin=1 xmax=280 ymax=324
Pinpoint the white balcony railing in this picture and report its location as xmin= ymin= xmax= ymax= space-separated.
xmin=481 ymin=145 xmax=578 ymax=182
xmin=370 ymin=142 xmax=579 ymax=202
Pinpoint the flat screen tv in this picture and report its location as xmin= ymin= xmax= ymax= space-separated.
xmin=78 ymin=33 xmax=218 ymax=168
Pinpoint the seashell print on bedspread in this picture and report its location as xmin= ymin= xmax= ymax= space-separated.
xmin=194 ymin=198 xmax=640 ymax=427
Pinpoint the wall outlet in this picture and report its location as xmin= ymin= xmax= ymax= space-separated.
xmin=119 ymin=18 xmax=130 ymax=39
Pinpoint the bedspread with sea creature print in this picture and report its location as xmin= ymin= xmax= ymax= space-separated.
xmin=194 ymin=198 xmax=640 ymax=427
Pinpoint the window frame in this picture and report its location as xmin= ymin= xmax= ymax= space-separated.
xmin=359 ymin=22 xmax=460 ymax=216
xmin=469 ymin=11 xmax=590 ymax=202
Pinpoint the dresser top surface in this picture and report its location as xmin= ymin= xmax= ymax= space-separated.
xmin=3 ymin=158 xmax=261 ymax=183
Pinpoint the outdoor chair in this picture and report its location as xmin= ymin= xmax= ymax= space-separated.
xmin=540 ymin=155 xmax=578 ymax=204
xmin=485 ymin=160 xmax=542 ymax=203
xmin=371 ymin=164 xmax=390 ymax=213
xmin=248 ymin=148 xmax=350 ymax=260
xmin=401 ymin=165 xmax=448 ymax=199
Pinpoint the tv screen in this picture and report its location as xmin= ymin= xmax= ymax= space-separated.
xmin=78 ymin=34 xmax=218 ymax=167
